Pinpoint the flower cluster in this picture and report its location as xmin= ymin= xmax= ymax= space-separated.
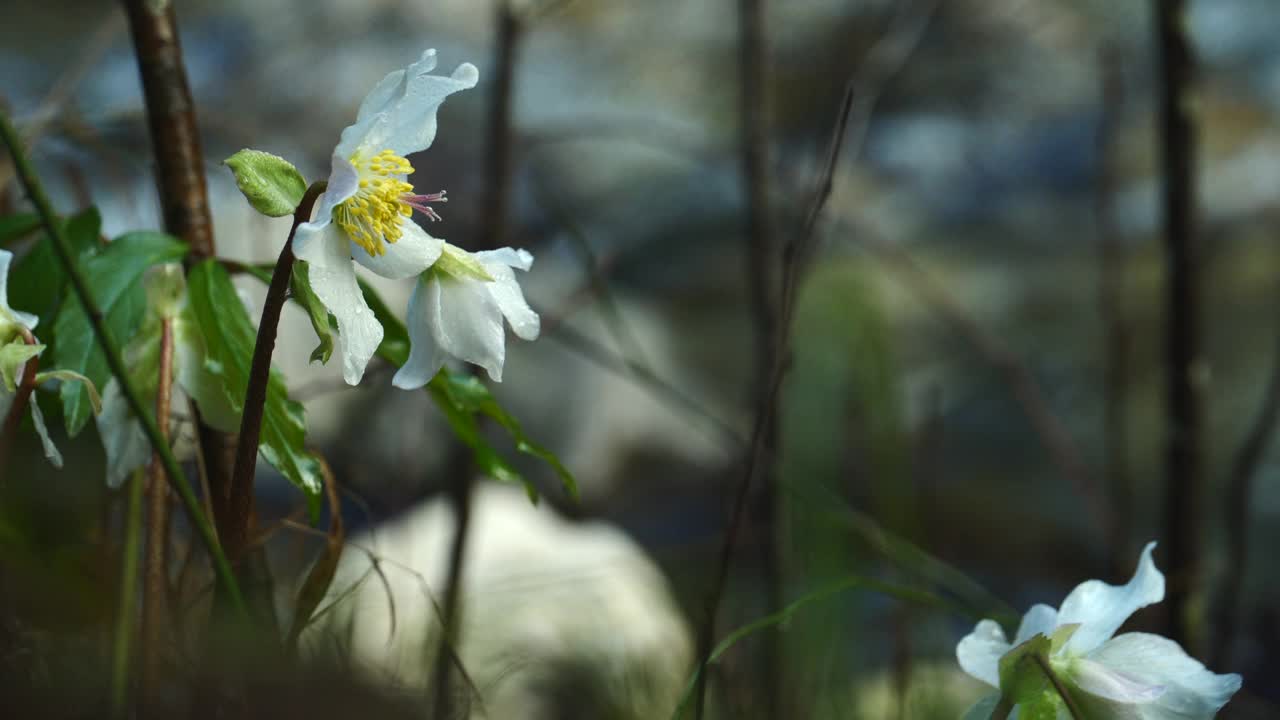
xmin=957 ymin=542 xmax=1241 ymax=719
xmin=295 ymin=49 xmax=539 ymax=388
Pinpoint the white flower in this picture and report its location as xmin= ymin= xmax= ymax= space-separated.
xmin=956 ymin=542 xmax=1242 ymax=719
xmin=0 ymin=249 xmax=61 ymax=467
xmin=96 ymin=265 xmax=238 ymax=488
xmin=293 ymin=49 xmax=479 ymax=385
xmin=392 ymin=244 xmax=539 ymax=388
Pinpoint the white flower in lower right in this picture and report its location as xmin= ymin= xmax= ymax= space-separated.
xmin=956 ymin=542 xmax=1241 ymax=719
xmin=392 ymin=244 xmax=540 ymax=388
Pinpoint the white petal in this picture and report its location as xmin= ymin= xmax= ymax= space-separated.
xmin=475 ymin=247 xmax=533 ymax=272
xmin=1057 ymin=541 xmax=1164 ymax=654
xmin=1085 ymin=633 xmax=1242 ymax=718
xmin=960 ymin=694 xmax=1002 ymax=720
xmin=352 ymin=219 xmax=444 ymax=279
xmin=1070 ymin=658 xmax=1166 ymax=704
xmin=391 ymin=277 xmax=447 ymax=390
xmin=29 ymin=395 xmax=63 ymax=469
xmin=956 ymin=619 xmax=1009 ymax=688
xmin=476 ymin=252 xmax=539 ymax=341
xmin=0 ymin=249 xmax=14 ymax=314
xmin=295 ymin=225 xmax=383 ymax=385
xmin=1014 ymin=603 xmax=1059 ymax=645
xmin=355 ymin=48 xmax=439 ymax=122
xmin=336 ymin=51 xmax=479 ymax=159
xmin=431 ymin=274 xmax=507 ymax=382
xmin=15 ymin=310 xmax=38 ymax=331
xmin=97 ymin=379 xmax=150 ymax=488
xmin=294 ymin=154 xmax=360 ymax=257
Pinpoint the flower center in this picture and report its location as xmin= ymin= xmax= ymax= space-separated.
xmin=334 ymin=149 xmax=448 ymax=257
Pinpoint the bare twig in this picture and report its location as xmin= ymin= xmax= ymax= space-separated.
xmin=858 ymin=238 xmax=1110 ymax=536
xmin=432 ymin=4 xmax=521 ymax=717
xmin=141 ymin=317 xmax=174 ymax=708
xmin=1155 ymin=0 xmax=1204 ymax=650
xmin=692 ymin=2 xmax=939 ymax=717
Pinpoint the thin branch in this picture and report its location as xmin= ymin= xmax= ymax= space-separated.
xmin=857 ymin=237 xmax=1110 ymax=537
xmin=692 ymin=2 xmax=939 ymax=716
xmin=225 ymin=182 xmax=327 ymax=565
xmin=0 ymin=108 xmax=247 ymax=619
xmin=141 ymin=316 xmax=174 ymax=708
xmin=1155 ymin=0 xmax=1204 ymax=650
xmin=432 ymin=4 xmax=521 ymax=716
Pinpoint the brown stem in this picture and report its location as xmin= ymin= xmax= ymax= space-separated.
xmin=140 ymin=316 xmax=174 ymax=711
xmin=119 ymin=0 xmax=215 ymax=259
xmin=0 ymin=327 xmax=41 ymax=481
xmin=1155 ymin=0 xmax=1204 ymax=651
xmin=732 ymin=0 xmax=782 ymax=715
xmin=431 ymin=5 xmax=520 ymax=717
xmin=224 ymin=183 xmax=326 ymax=565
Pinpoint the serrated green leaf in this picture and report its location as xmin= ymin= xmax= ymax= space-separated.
xmin=52 ymin=231 xmax=186 ymax=436
xmin=224 ymin=149 xmax=307 ymax=217
xmin=356 ymin=277 xmax=576 ymax=502
xmin=10 ymin=207 xmax=101 ymax=328
xmin=0 ymin=212 xmax=41 ymax=246
xmin=187 ymin=260 xmax=323 ymax=515
xmin=290 ymin=261 xmax=334 ymax=364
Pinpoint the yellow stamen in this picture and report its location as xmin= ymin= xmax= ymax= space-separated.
xmin=334 ymin=149 xmax=416 ymax=256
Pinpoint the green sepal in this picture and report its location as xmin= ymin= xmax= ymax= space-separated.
xmin=0 ymin=342 xmax=44 ymax=391
xmin=34 ymin=369 xmax=101 ymax=415
xmin=224 ymin=149 xmax=308 ymax=218
xmin=997 ymin=633 xmax=1056 ymax=708
xmin=433 ymin=244 xmax=495 ymax=282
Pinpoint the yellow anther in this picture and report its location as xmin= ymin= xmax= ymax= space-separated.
xmin=334 ymin=148 xmax=417 ymax=256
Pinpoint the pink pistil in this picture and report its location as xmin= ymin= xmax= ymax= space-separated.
xmin=402 ymin=190 xmax=448 ymax=222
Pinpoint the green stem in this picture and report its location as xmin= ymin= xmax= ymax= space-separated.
xmin=0 ymin=109 xmax=248 ymax=619
xmin=110 ymin=470 xmax=146 ymax=718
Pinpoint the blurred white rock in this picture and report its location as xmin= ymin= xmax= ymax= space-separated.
xmin=294 ymin=482 xmax=693 ymax=719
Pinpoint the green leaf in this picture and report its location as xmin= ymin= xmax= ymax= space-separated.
xmin=223 ymin=149 xmax=307 ymax=217
xmin=290 ymin=261 xmax=334 ymax=364
xmin=52 ymin=231 xmax=186 ymax=436
xmin=10 ymin=207 xmax=101 ymax=328
xmin=431 ymin=371 xmax=578 ymax=501
xmin=33 ymin=369 xmax=101 ymax=414
xmin=0 ymin=212 xmax=41 ymax=246
xmin=355 ymin=278 xmax=576 ymax=502
xmin=187 ymin=260 xmax=323 ymax=514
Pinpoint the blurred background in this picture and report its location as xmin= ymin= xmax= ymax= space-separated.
xmin=1 ymin=0 xmax=1279 ymax=717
